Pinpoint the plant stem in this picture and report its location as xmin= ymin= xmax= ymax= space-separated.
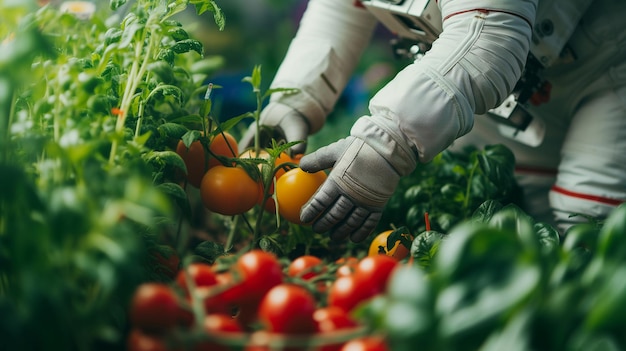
xmin=109 ymin=12 xmax=159 ymax=165
xmin=464 ymin=160 xmax=479 ymax=214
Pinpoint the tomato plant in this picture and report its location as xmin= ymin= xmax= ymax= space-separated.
xmin=257 ymin=284 xmax=318 ymax=334
xmin=200 ymin=165 xmax=260 ymax=216
xmin=239 ymin=149 xmax=294 ymax=212
xmin=276 ymin=167 xmax=327 ymax=224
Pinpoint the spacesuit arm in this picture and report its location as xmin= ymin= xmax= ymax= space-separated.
xmin=369 ymin=0 xmax=538 ymax=163
xmin=266 ymin=0 xmax=378 ymax=135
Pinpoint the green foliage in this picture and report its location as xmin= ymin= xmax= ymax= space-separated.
xmin=0 ymin=0 xmax=225 ymax=350
xmin=360 ymin=202 xmax=626 ymax=350
xmin=380 ymin=144 xmax=520 ymax=235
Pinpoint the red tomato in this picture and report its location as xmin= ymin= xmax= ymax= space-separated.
xmin=218 ymin=250 xmax=284 ymax=306
xmin=353 ymin=255 xmax=399 ymax=295
xmin=127 ymin=329 xmax=168 ymax=351
xmin=194 ymin=313 xmax=243 ymax=351
xmin=314 ymin=306 xmax=359 ymax=351
xmin=339 ymin=336 xmax=390 ymax=351
xmin=175 ymin=262 xmax=231 ymax=315
xmin=129 ymin=283 xmax=185 ymax=333
xmin=257 ymin=284 xmax=318 ymax=335
xmin=175 ymin=263 xmax=218 ymax=292
xmin=327 ymin=275 xmax=377 ymax=314
xmin=287 ymin=255 xmax=324 ymax=281
xmin=314 ymin=306 xmax=358 ymax=331
xmin=335 ymin=257 xmax=359 ymax=277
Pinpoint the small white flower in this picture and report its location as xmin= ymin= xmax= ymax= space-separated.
xmin=60 ymin=1 xmax=96 ymax=20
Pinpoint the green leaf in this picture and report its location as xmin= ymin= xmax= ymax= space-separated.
xmin=144 ymin=150 xmax=187 ymax=174
xmin=119 ymin=18 xmax=144 ymax=50
xmin=477 ymin=144 xmax=516 ymax=189
xmin=410 ymin=230 xmax=445 ymax=269
xmin=110 ymin=0 xmax=127 ymax=10
xmin=194 ymin=240 xmax=226 ymax=262
xmin=166 ymin=0 xmax=189 ymax=19
xmin=170 ymin=39 xmax=203 ymax=56
xmin=471 ymin=200 xmax=504 ymax=223
xmin=533 ymin=221 xmax=560 ymax=255
xmin=181 ymin=129 xmax=202 ymax=148
xmin=189 ymin=0 xmax=225 ymax=30
xmin=242 ymin=65 xmax=262 ymax=91
xmin=166 ymin=27 xmax=189 ymax=41
xmin=190 ymin=56 xmax=225 ymax=75
xmin=597 ymin=203 xmax=626 ymax=260
xmin=146 ymin=84 xmax=183 ymax=105
xmin=157 ymin=182 xmax=191 ymax=217
xmin=147 ymin=61 xmax=175 ymax=83
xmin=157 ymin=49 xmax=175 ymax=65
xmin=158 ymin=122 xmax=188 ymax=140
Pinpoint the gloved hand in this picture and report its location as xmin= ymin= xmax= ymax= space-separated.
xmin=238 ymin=102 xmax=310 ymax=155
xmin=299 ymin=115 xmax=417 ymax=242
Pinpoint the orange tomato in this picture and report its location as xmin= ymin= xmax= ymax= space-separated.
xmin=176 ymin=139 xmax=207 ymax=189
xmin=367 ymin=230 xmax=411 ymax=261
xmin=200 ymin=165 xmax=260 ymax=216
xmin=207 ymin=132 xmax=239 ymax=169
xmin=275 ymin=167 xmax=327 ymax=225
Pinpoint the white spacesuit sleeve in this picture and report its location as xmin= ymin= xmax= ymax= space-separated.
xmin=369 ymin=0 xmax=537 ymax=163
xmin=267 ymin=0 xmax=378 ymax=134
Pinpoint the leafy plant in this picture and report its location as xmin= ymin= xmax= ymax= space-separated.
xmin=380 ymin=144 xmax=520 ymax=235
xmin=0 ymin=0 xmax=225 ymax=350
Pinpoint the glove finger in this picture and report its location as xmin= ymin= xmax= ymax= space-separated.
xmin=280 ymin=118 xmax=309 ymax=155
xmin=349 ymin=211 xmax=381 ymax=243
xmin=300 ymin=181 xmax=338 ymax=224
xmin=299 ymin=138 xmax=351 ymax=173
xmin=311 ymin=195 xmax=355 ymax=239
xmin=237 ymin=123 xmax=257 ymax=152
xmin=329 ymin=206 xmax=371 ymax=242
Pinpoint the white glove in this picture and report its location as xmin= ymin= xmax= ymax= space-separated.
xmin=238 ymin=102 xmax=310 ymax=155
xmin=299 ymin=115 xmax=417 ymax=242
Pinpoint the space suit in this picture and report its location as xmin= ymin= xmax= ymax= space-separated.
xmin=239 ymin=0 xmax=626 ymax=241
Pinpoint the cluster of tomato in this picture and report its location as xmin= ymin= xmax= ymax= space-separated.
xmin=127 ymin=249 xmax=404 ymax=351
xmin=175 ymin=131 xmax=326 ymax=223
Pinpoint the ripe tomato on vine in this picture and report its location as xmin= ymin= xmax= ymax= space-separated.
xmin=275 ymin=167 xmax=327 ymax=224
xmin=175 ymin=139 xmax=206 ymax=188
xmin=207 ymin=132 xmax=239 ymax=169
xmin=200 ymin=165 xmax=260 ymax=216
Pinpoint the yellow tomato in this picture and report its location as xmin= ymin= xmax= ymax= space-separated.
xmin=368 ymin=230 xmax=411 ymax=261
